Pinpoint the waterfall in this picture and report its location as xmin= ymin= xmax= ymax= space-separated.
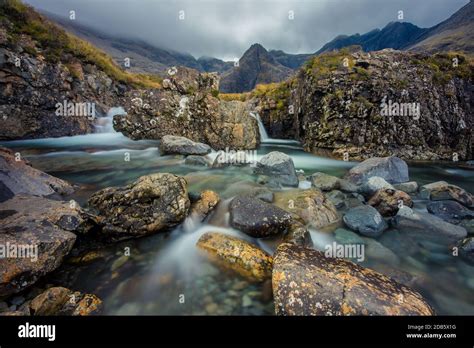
xmin=250 ymin=112 xmax=269 ymax=142
xmin=95 ymin=107 xmax=126 ymax=133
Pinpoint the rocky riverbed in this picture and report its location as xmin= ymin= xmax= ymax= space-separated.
xmin=0 ymin=127 xmax=473 ymax=316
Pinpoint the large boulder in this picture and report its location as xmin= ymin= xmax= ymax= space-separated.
xmin=272 ymin=243 xmax=435 ymax=315
xmin=196 ymin=232 xmax=273 ymax=281
xmin=426 ymin=200 xmax=474 ymax=224
xmin=0 ymin=147 xmax=73 ymax=201
xmin=229 ymin=196 xmax=292 ymax=238
xmin=254 ymin=151 xmax=298 ymax=187
xmin=394 ymin=206 xmax=467 ymax=244
xmin=0 ymin=195 xmax=84 ymax=296
xmin=345 ymin=157 xmax=409 ymax=185
xmin=368 ymin=188 xmax=413 ymax=217
xmin=343 ymin=205 xmax=388 ymax=237
xmin=420 ymin=181 xmax=473 ymax=207
xmin=88 ymin=173 xmax=190 ymax=241
xmin=159 ymin=135 xmax=212 ymax=156
xmin=273 ymin=189 xmax=339 ymax=229
xmin=114 ymin=67 xmax=259 ymax=150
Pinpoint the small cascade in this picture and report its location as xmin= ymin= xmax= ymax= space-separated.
xmin=250 ymin=112 xmax=269 ymax=142
xmin=95 ymin=107 xmax=127 ymax=133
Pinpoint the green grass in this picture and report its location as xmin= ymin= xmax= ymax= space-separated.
xmin=1 ymin=0 xmax=162 ymax=88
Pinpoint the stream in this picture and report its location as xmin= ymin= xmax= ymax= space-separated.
xmin=1 ymin=112 xmax=473 ymax=315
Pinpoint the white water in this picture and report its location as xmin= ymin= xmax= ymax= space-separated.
xmin=250 ymin=111 xmax=301 ymax=145
xmin=95 ymin=106 xmax=127 ymax=133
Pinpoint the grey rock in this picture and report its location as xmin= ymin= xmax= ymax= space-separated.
xmin=426 ymin=200 xmax=474 ymax=223
xmin=345 ymin=157 xmax=409 ymax=185
xmin=394 ymin=181 xmax=419 ymax=194
xmin=361 ymin=176 xmax=395 ymax=196
xmin=254 ymin=151 xmax=298 ymax=187
xmin=184 ymin=155 xmax=212 ymax=167
xmin=160 ymin=135 xmax=211 ymax=156
xmin=343 ymin=205 xmax=388 ymax=237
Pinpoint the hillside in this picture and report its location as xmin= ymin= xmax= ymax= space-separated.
xmin=408 ymin=0 xmax=474 ymax=53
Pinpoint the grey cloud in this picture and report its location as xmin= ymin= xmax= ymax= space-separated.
xmin=24 ymin=0 xmax=469 ymax=60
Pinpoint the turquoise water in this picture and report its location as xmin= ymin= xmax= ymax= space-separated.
xmin=1 ymin=129 xmax=473 ymax=315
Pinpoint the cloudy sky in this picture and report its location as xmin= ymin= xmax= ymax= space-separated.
xmin=24 ymin=0 xmax=469 ymax=60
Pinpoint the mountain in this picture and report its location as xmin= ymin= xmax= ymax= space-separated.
xmin=268 ymin=50 xmax=314 ymax=69
xmin=219 ymin=44 xmax=293 ymax=93
xmin=40 ymin=11 xmax=233 ymax=75
xmin=317 ymin=22 xmax=427 ymax=54
xmin=407 ymin=0 xmax=474 ymax=53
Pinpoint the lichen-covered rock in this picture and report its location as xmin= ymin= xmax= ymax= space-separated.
xmin=88 ymin=173 xmax=190 ymax=241
xmin=345 ymin=157 xmax=409 ymax=185
xmin=30 ymin=287 xmax=102 ymax=316
xmin=420 ymin=181 xmax=473 ymax=207
xmin=273 ymin=188 xmax=340 ymax=229
xmin=189 ymin=190 xmax=220 ymax=222
xmin=114 ymin=67 xmax=259 ymax=150
xmin=257 ymin=50 xmax=473 ymax=161
xmin=196 ymin=232 xmax=273 ymax=281
xmin=253 ymin=151 xmax=298 ymax=187
xmin=343 ymin=205 xmax=388 ymax=237
xmin=0 ymin=147 xmax=73 ymax=201
xmin=368 ymin=188 xmax=413 ymax=217
xmin=0 ymin=195 xmax=84 ymax=296
xmin=160 ymin=135 xmax=212 ymax=155
xmin=272 ymin=243 xmax=435 ymax=315
xmin=229 ymin=196 xmax=292 ymax=238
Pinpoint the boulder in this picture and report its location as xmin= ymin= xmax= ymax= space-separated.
xmin=88 ymin=173 xmax=190 ymax=241
xmin=326 ymin=190 xmax=346 ymax=209
xmin=343 ymin=205 xmax=388 ymax=237
xmin=229 ymin=196 xmax=292 ymax=238
xmin=0 ymin=195 xmax=83 ymax=296
xmin=273 ymin=189 xmax=340 ymax=229
xmin=196 ymin=232 xmax=273 ymax=281
xmin=426 ymin=201 xmax=474 ymax=224
xmin=184 ymin=155 xmax=212 ymax=167
xmin=394 ymin=181 xmax=419 ymax=194
xmin=368 ymin=188 xmax=413 ymax=217
xmin=420 ymin=181 xmax=473 ymax=207
xmin=394 ymin=206 xmax=467 ymax=244
xmin=30 ymin=287 xmax=102 ymax=316
xmin=159 ymin=135 xmax=211 ymax=156
xmin=345 ymin=157 xmax=409 ymax=185
xmin=334 ymin=228 xmax=366 ymax=245
xmin=253 ymin=151 xmax=298 ymax=187
xmin=189 ymin=190 xmax=220 ymax=222
xmin=272 ymin=243 xmax=435 ymax=315
xmin=310 ymin=172 xmax=340 ymax=191
xmin=0 ymin=147 xmax=73 ymax=201
xmin=361 ymin=176 xmax=395 ymax=196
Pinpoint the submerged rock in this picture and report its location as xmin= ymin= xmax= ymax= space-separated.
xmin=229 ymin=196 xmax=292 ymax=238
xmin=184 ymin=155 xmax=213 ymax=167
xmin=457 ymin=237 xmax=474 ymax=265
xmin=343 ymin=205 xmax=388 ymax=237
xmin=189 ymin=190 xmax=220 ymax=222
xmin=272 ymin=243 xmax=435 ymax=315
xmin=0 ymin=194 xmax=91 ymax=296
xmin=254 ymin=151 xmax=298 ymax=187
xmin=273 ymin=189 xmax=339 ymax=229
xmin=345 ymin=157 xmax=409 ymax=185
xmin=420 ymin=181 xmax=473 ymax=207
xmin=196 ymin=232 xmax=273 ymax=281
xmin=30 ymin=287 xmax=102 ymax=316
xmin=368 ymin=188 xmax=413 ymax=217
xmin=88 ymin=173 xmax=190 ymax=241
xmin=426 ymin=200 xmax=474 ymax=224
xmin=160 ymin=135 xmax=212 ymax=156
xmin=394 ymin=206 xmax=467 ymax=244
xmin=0 ymin=147 xmax=73 ymax=201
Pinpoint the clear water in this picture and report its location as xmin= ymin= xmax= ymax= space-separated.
xmin=1 ymin=124 xmax=473 ymax=315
